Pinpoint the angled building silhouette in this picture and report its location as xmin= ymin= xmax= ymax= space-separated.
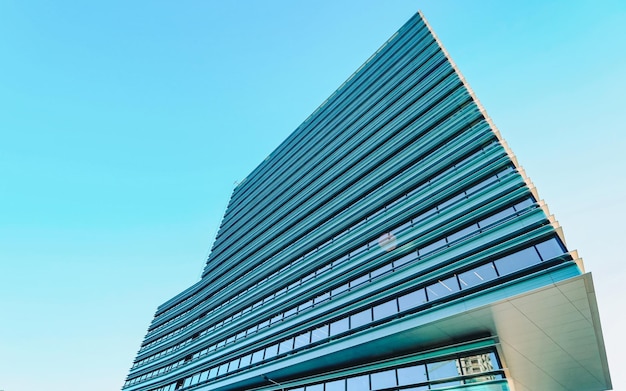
xmin=123 ymin=11 xmax=611 ymax=391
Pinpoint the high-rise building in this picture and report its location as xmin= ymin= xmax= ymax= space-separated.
xmin=123 ymin=11 xmax=611 ymax=391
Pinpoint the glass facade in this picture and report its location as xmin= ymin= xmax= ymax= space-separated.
xmin=122 ymin=11 xmax=610 ymax=391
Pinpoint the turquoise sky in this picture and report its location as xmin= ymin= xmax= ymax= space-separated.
xmin=1 ymin=1 xmax=624 ymax=390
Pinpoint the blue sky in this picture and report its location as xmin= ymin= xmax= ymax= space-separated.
xmin=1 ymin=1 xmax=624 ymax=390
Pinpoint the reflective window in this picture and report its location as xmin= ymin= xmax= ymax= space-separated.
xmin=299 ymin=300 xmax=313 ymax=312
xmin=251 ymin=349 xmax=264 ymax=364
xmin=239 ymin=354 xmax=251 ymax=367
xmin=477 ymin=207 xmax=515 ymax=228
xmin=373 ymin=299 xmax=398 ymax=320
xmin=314 ymin=292 xmax=330 ymax=304
xmin=535 ymin=238 xmax=565 ymax=261
xmin=427 ymin=359 xmax=461 ymax=380
xmin=279 ymin=338 xmax=294 ymax=354
xmin=305 ymin=384 xmax=323 ymax=391
xmin=419 ymin=238 xmax=447 ymax=257
xmin=331 ymin=283 xmax=349 ymax=297
xmin=446 ymin=223 xmax=479 ymax=243
xmin=513 ymin=198 xmax=534 ymax=211
xmin=311 ymin=325 xmax=329 ymax=342
xmin=350 ymin=309 xmax=372 ymax=329
xmin=370 ymin=369 xmax=397 ymax=389
xmin=227 ymin=358 xmax=240 ymax=372
xmin=326 ymin=379 xmax=346 ymax=391
xmin=264 ymin=343 xmax=278 ymax=359
xmin=294 ymin=331 xmax=311 ymax=349
xmin=330 ymin=318 xmax=350 ymax=336
xmin=438 ymin=191 xmax=466 ymax=210
xmin=350 ymin=274 xmax=369 ymax=288
xmin=397 ymin=364 xmax=427 ymax=386
xmin=426 ymin=276 xmax=460 ymax=300
xmin=458 ymin=263 xmax=498 ymax=290
xmin=398 ymin=289 xmax=426 ymax=311
xmin=494 ymin=247 xmax=541 ymax=276
xmin=394 ymin=252 xmax=417 ymax=268
xmin=347 ymin=375 xmax=370 ymax=390
xmin=370 ymin=263 xmax=392 ymax=279
xmin=465 ymin=175 xmax=497 ymax=195
xmin=217 ymin=362 xmax=229 ymax=376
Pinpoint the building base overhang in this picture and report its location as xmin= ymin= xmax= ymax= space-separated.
xmin=208 ymin=272 xmax=611 ymax=391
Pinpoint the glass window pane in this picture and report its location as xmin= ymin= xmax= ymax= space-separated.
xmin=459 ymin=353 xmax=495 ymax=375
xmin=284 ymin=306 xmax=297 ymax=318
xmin=535 ymin=238 xmax=565 ymax=261
xmin=458 ymin=263 xmax=498 ymax=290
xmin=370 ymin=369 xmax=397 ymax=389
xmin=394 ymin=251 xmax=417 ymax=268
xmin=350 ymin=274 xmax=369 ymax=288
xmin=438 ymin=191 xmax=466 ymax=210
xmin=227 ymin=358 xmax=240 ymax=371
xmin=398 ymin=289 xmax=427 ymax=311
xmin=373 ymin=299 xmax=398 ymax=320
xmin=311 ymin=324 xmax=329 ymax=342
xmin=397 ymin=364 xmax=428 ymax=386
xmin=427 ymin=359 xmax=461 ymax=380
xmin=299 ymin=300 xmax=313 ymax=312
xmin=294 ymin=331 xmax=311 ymax=349
xmin=418 ymin=238 xmax=447 ymax=257
xmin=488 ymin=352 xmax=500 ymax=369
xmin=395 ymin=219 xmax=412 ymax=234
xmin=513 ymin=197 xmax=534 ymax=212
xmin=426 ymin=276 xmax=460 ymax=301
xmin=465 ymin=175 xmax=497 ymax=196
xmin=251 ymin=350 xmax=264 ymax=364
xmin=217 ymin=363 xmax=229 ymax=376
xmin=350 ymin=309 xmax=372 ymax=329
xmin=325 ymin=379 xmax=346 ymax=391
xmin=494 ymin=247 xmax=541 ymax=276
xmin=347 ymin=375 xmax=369 ymax=391
xmin=271 ymin=313 xmax=283 ymax=324
xmin=331 ymin=283 xmax=349 ymax=297
xmin=239 ymin=354 xmax=252 ymax=368
xmin=477 ymin=207 xmax=515 ymax=228
xmin=305 ymin=384 xmax=323 ymax=391
xmin=447 ymin=223 xmax=479 ymax=244
xmin=264 ymin=343 xmax=278 ymax=359
xmin=208 ymin=366 xmax=218 ymax=379
xmin=370 ymin=263 xmax=392 ymax=279
xmin=330 ymin=318 xmax=350 ymax=336
xmin=314 ymin=292 xmax=330 ymax=304
xmin=279 ymin=338 xmax=294 ymax=354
